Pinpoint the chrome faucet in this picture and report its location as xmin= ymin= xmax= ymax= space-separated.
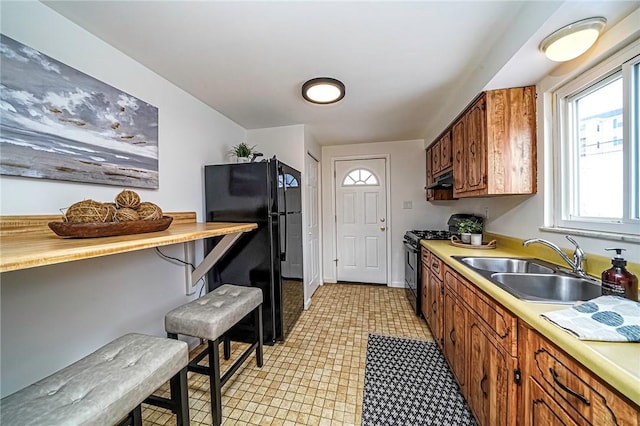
xmin=523 ymin=236 xmax=587 ymax=276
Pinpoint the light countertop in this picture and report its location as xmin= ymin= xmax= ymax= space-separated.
xmin=420 ymin=238 xmax=640 ymax=407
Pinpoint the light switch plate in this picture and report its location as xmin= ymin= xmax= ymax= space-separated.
xmin=403 ymin=201 xmax=412 ymax=209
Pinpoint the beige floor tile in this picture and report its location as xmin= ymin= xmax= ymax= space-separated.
xmin=143 ymin=283 xmax=431 ymax=425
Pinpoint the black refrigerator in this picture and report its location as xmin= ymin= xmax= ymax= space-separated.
xmin=204 ymin=159 xmax=304 ymax=344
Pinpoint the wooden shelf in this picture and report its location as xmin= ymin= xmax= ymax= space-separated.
xmin=0 ymin=212 xmax=257 ymax=273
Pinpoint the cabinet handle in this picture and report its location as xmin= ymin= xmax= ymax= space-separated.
xmin=480 ymin=372 xmax=488 ymax=398
xmin=549 ymin=368 xmax=590 ymax=406
xmin=449 ymin=327 xmax=456 ymax=344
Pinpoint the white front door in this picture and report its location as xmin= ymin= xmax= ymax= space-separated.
xmin=305 ymin=153 xmax=321 ymax=300
xmin=335 ymin=158 xmax=387 ymax=284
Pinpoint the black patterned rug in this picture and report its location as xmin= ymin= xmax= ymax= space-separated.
xmin=362 ymin=334 xmax=476 ymax=425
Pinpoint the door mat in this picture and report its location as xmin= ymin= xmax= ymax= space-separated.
xmin=362 ymin=334 xmax=476 ymax=425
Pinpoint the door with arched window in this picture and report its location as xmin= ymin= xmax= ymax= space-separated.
xmin=335 ymin=158 xmax=387 ymax=284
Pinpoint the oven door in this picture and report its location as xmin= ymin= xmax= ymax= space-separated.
xmin=404 ymin=241 xmax=420 ymax=315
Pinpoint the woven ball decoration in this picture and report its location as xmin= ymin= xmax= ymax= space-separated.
xmin=114 ymin=207 xmax=140 ymax=222
xmin=64 ymin=200 xmax=111 ymax=223
xmin=115 ymin=190 xmax=141 ymax=209
xmin=104 ymin=202 xmax=117 ymax=222
xmin=136 ymin=202 xmax=163 ymax=221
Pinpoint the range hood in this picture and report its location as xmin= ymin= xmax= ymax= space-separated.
xmin=427 ymin=171 xmax=453 ymax=189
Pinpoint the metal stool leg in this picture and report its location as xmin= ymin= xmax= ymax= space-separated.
xmin=170 ymin=367 xmax=190 ymax=426
xmin=223 ymin=335 xmax=231 ymax=360
xmin=255 ymin=305 xmax=264 ymax=367
xmin=209 ymin=339 xmax=222 ymax=426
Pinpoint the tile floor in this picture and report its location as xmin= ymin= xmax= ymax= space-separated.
xmin=143 ymin=283 xmax=432 ymax=425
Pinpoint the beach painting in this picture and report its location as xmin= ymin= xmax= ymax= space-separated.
xmin=0 ymin=34 xmax=159 ymax=188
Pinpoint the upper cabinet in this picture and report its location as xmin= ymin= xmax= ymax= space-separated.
xmin=425 ymin=130 xmax=454 ymax=201
xmin=427 ymin=85 xmax=537 ymax=200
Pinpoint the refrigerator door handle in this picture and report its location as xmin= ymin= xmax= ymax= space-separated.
xmin=279 ymin=165 xmax=288 ymax=262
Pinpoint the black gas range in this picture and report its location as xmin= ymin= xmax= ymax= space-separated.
xmin=404 ymin=214 xmax=483 ymax=317
xmin=403 ymin=229 xmax=452 ymax=316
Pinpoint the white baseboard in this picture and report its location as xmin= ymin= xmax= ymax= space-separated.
xmin=388 ymin=281 xmax=406 ymax=289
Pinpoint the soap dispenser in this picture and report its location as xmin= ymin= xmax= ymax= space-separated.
xmin=601 ymin=248 xmax=638 ymax=301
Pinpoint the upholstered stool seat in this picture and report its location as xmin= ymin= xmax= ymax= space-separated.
xmin=165 ymin=284 xmax=263 ymax=426
xmin=0 ymin=333 xmax=190 ymax=426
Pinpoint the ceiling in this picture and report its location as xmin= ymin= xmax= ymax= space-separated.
xmin=44 ymin=1 xmax=639 ymax=146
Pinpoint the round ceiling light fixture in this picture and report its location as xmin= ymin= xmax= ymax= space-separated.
xmin=539 ymin=17 xmax=606 ymax=62
xmin=302 ymin=77 xmax=345 ymax=104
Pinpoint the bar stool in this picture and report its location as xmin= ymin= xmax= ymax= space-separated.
xmin=165 ymin=284 xmax=263 ymax=425
xmin=0 ymin=333 xmax=190 ymax=426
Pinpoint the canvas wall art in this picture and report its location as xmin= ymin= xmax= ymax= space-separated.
xmin=0 ymin=34 xmax=159 ymax=188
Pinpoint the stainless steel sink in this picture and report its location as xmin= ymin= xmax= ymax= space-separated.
xmin=456 ymin=257 xmax=556 ymax=274
xmin=490 ymin=273 xmax=601 ymax=304
xmin=452 ymin=255 xmax=601 ymax=304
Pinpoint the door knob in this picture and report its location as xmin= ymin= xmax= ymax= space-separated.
xmin=380 ymin=226 xmax=386 ymax=231
xmin=380 ymin=217 xmax=385 ymax=222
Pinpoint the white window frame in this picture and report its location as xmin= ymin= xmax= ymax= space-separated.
xmin=552 ymin=41 xmax=640 ymax=238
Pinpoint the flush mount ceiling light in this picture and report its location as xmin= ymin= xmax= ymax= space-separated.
xmin=302 ymin=77 xmax=345 ymax=104
xmin=539 ymin=17 xmax=606 ymax=62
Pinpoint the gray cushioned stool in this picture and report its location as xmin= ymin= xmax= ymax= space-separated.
xmin=0 ymin=333 xmax=189 ymax=426
xmin=165 ymin=284 xmax=263 ymax=426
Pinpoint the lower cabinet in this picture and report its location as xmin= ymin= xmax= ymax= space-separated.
xmin=468 ymin=320 xmax=518 ymax=426
xmin=444 ymin=273 xmax=467 ymax=397
xmin=421 ymin=254 xmax=640 ymax=426
xmin=519 ymin=323 xmax=640 ymax=426
xmin=423 ymin=248 xmax=444 ymax=348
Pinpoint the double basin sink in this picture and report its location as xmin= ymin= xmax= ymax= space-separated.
xmin=452 ymin=256 xmax=602 ymax=304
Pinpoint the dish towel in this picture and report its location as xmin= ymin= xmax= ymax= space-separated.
xmin=542 ymin=296 xmax=640 ymax=342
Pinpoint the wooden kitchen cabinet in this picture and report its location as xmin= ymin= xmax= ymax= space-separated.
xmin=421 ymin=248 xmax=430 ymax=320
xmin=444 ymin=266 xmax=519 ymax=426
xmin=439 ymin=130 xmax=453 ymax=172
xmin=468 ymin=320 xmax=518 ymax=426
xmin=453 ymin=85 xmax=537 ymax=198
xmin=444 ymin=271 xmax=467 ymax=397
xmin=519 ymin=323 xmax=640 ymax=426
xmin=425 ymin=146 xmax=454 ymax=201
xmin=422 ymin=249 xmax=444 ymax=348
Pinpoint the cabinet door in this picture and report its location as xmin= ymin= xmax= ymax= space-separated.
xmin=526 ymin=378 xmax=580 ymax=426
xmin=421 ymin=260 xmax=430 ymax=320
xmin=468 ymin=321 xmax=517 ymax=426
xmin=452 ymin=117 xmax=466 ymax=193
xmin=432 ymin=140 xmax=442 ymax=175
xmin=425 ymin=147 xmax=434 ymax=201
xmin=429 ymin=274 xmax=444 ymax=348
xmin=440 ymin=131 xmax=453 ymax=171
xmin=444 ymin=289 xmax=467 ymax=397
xmin=465 ymin=96 xmax=487 ymax=193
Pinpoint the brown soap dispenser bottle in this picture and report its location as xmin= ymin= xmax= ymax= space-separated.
xmin=601 ymin=248 xmax=638 ymax=301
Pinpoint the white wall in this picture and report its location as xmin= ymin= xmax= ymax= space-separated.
xmin=247 ymin=124 xmax=306 ymax=171
xmin=0 ymin=2 xmax=245 ymax=396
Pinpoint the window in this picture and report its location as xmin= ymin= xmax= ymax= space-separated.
xmin=342 ymin=168 xmax=378 ymax=186
xmin=278 ymin=173 xmax=299 ymax=188
xmin=553 ymin=42 xmax=640 ymax=236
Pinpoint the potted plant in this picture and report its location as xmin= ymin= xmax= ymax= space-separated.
xmin=229 ymin=142 xmax=256 ymax=163
xmin=458 ymin=218 xmax=483 ymax=244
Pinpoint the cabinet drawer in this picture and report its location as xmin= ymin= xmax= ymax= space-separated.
xmin=526 ymin=378 xmax=579 ymax=426
xmin=523 ymin=327 xmax=639 ymax=425
xmin=421 ymin=247 xmax=430 ymax=266
xmin=430 ymin=253 xmax=444 ymax=281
